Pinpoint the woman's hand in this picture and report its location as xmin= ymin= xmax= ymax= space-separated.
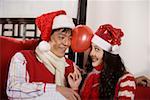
xmin=136 ymin=76 xmax=150 ymax=87
xmin=68 ymin=68 xmax=82 ymax=90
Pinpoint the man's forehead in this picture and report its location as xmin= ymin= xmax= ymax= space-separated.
xmin=58 ymin=29 xmax=72 ymax=36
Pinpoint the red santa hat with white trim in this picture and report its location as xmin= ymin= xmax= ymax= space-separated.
xmin=91 ymin=24 xmax=124 ymax=54
xmin=35 ymin=10 xmax=75 ymax=51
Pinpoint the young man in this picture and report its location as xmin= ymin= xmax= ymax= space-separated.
xmin=6 ymin=10 xmax=80 ymax=100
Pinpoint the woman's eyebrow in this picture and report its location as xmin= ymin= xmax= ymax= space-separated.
xmin=94 ymin=45 xmax=99 ymax=48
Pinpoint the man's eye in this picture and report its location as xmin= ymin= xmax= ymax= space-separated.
xmin=69 ymin=37 xmax=72 ymax=40
xmin=59 ymin=36 xmax=64 ymax=39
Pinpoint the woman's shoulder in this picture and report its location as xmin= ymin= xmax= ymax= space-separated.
xmin=118 ymin=72 xmax=136 ymax=88
xmin=120 ymin=72 xmax=135 ymax=81
xmin=116 ymin=73 xmax=136 ymax=99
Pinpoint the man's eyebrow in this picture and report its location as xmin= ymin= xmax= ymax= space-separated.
xmin=59 ymin=31 xmax=72 ymax=36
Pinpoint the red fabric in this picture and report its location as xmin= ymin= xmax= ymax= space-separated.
xmin=21 ymin=50 xmax=55 ymax=83
xmin=21 ymin=50 xmax=74 ymax=83
xmin=80 ymin=74 xmax=98 ymax=100
xmin=80 ymin=65 xmax=102 ymax=100
xmin=64 ymin=58 xmax=75 ymax=77
xmin=35 ymin=10 xmax=66 ymax=41
xmin=0 ymin=36 xmax=39 ymax=99
xmin=95 ymin=24 xmax=124 ymax=46
xmin=135 ymin=86 xmax=150 ymax=100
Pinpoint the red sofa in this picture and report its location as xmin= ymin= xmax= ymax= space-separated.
xmin=0 ymin=36 xmax=150 ymax=99
xmin=0 ymin=36 xmax=39 ymax=99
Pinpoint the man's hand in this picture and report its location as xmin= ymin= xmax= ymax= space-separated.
xmin=136 ymin=76 xmax=150 ymax=87
xmin=56 ymin=85 xmax=81 ymax=100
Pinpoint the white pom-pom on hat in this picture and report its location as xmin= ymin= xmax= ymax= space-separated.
xmin=111 ymin=45 xmax=119 ymax=54
xmin=38 ymin=41 xmax=50 ymax=52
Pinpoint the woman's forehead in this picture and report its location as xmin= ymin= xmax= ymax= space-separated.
xmin=92 ymin=43 xmax=99 ymax=47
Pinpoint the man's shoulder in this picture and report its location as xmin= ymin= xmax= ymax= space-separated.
xmin=65 ymin=57 xmax=74 ymax=64
xmin=20 ymin=50 xmax=34 ymax=55
xmin=20 ymin=50 xmax=36 ymax=59
xmin=20 ymin=49 xmax=33 ymax=52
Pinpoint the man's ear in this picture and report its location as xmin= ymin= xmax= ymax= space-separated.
xmin=48 ymin=40 xmax=54 ymax=50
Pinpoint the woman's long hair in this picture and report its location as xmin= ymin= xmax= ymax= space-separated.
xmin=85 ymin=50 xmax=126 ymax=100
xmin=100 ymin=51 xmax=126 ymax=99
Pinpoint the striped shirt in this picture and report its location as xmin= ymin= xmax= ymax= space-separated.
xmin=6 ymin=52 xmax=66 ymax=100
xmin=115 ymin=73 xmax=136 ymax=100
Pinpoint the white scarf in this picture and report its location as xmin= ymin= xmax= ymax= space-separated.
xmin=35 ymin=41 xmax=69 ymax=86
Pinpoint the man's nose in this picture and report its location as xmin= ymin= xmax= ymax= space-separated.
xmin=63 ymin=38 xmax=71 ymax=46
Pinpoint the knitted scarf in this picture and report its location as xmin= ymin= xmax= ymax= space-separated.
xmin=35 ymin=44 xmax=69 ymax=86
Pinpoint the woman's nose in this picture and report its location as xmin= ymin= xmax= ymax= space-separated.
xmin=90 ymin=49 xmax=95 ymax=56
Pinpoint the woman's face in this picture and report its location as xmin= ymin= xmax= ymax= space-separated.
xmin=90 ymin=43 xmax=104 ymax=67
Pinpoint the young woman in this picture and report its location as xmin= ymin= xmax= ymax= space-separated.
xmin=68 ymin=24 xmax=136 ymax=100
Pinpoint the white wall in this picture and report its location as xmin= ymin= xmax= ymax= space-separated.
xmin=0 ymin=0 xmax=78 ymax=18
xmin=149 ymin=0 xmax=150 ymax=77
xmin=0 ymin=0 xmax=78 ymax=41
xmin=86 ymin=0 xmax=150 ymax=77
xmin=0 ymin=0 xmax=78 ymax=58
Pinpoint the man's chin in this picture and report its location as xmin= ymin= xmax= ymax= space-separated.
xmin=57 ymin=53 xmax=65 ymax=58
xmin=51 ymin=51 xmax=65 ymax=58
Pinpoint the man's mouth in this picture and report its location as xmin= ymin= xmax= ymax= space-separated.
xmin=60 ymin=47 xmax=67 ymax=52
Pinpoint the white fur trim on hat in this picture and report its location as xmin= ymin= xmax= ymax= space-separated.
xmin=52 ymin=15 xmax=75 ymax=29
xmin=92 ymin=34 xmax=112 ymax=52
xmin=91 ymin=34 xmax=119 ymax=54
xmin=38 ymin=41 xmax=51 ymax=52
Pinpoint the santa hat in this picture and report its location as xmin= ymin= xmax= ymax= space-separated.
xmin=91 ymin=24 xmax=124 ymax=54
xmin=35 ymin=10 xmax=75 ymax=52
xmin=36 ymin=10 xmax=75 ymax=41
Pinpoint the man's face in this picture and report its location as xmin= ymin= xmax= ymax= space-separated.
xmin=49 ymin=28 xmax=72 ymax=58
xmin=90 ymin=43 xmax=104 ymax=67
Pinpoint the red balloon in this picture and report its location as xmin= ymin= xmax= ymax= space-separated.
xmin=71 ymin=25 xmax=93 ymax=52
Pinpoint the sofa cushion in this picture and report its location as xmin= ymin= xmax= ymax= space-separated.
xmin=135 ymin=86 xmax=150 ymax=99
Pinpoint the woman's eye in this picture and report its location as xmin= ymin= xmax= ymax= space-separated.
xmin=95 ymin=48 xmax=100 ymax=51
